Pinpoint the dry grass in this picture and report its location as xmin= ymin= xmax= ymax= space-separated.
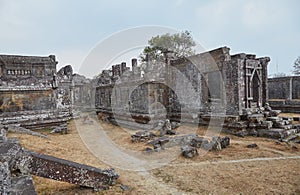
xmin=7 ymin=116 xmax=300 ymax=194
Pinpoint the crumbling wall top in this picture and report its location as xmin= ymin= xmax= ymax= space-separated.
xmin=0 ymin=54 xmax=58 ymax=65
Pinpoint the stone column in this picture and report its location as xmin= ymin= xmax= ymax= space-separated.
xmin=113 ymin=65 xmax=121 ymax=77
xmin=112 ymin=65 xmax=116 ymax=77
xmin=259 ymin=57 xmax=270 ymax=106
xmin=121 ymin=62 xmax=126 ymax=75
xmin=288 ymin=77 xmax=293 ymax=101
xmin=132 ymin=58 xmax=138 ymax=75
xmin=200 ymin=73 xmax=209 ymax=110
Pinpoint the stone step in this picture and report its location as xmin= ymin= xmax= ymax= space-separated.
xmin=266 ymin=117 xmax=282 ymax=122
xmin=281 ymin=133 xmax=300 ymax=142
xmin=258 ymin=128 xmax=286 ymax=139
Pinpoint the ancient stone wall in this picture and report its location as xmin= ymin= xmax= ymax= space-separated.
xmin=0 ymin=55 xmax=73 ymax=129
xmin=72 ymin=74 xmax=96 ymax=109
xmin=95 ymin=47 xmax=270 ymax=127
xmin=268 ymin=76 xmax=300 ymax=113
xmin=0 ymin=88 xmax=56 ymax=113
xmin=0 ymin=54 xmax=57 ymax=87
xmin=170 ymin=48 xmax=269 ymax=116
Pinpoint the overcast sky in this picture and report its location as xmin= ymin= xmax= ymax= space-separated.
xmin=0 ymin=0 xmax=299 ymax=78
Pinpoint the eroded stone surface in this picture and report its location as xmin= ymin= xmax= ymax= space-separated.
xmin=0 ymin=126 xmax=119 ymax=192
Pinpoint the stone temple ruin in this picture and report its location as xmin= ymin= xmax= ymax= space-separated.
xmin=0 ymin=54 xmax=118 ymax=193
xmin=0 ymin=54 xmax=72 ymax=130
xmin=96 ymin=46 xmax=300 ymax=139
xmin=96 ymin=47 xmax=270 ymax=122
xmin=1 ymin=47 xmax=300 ymax=193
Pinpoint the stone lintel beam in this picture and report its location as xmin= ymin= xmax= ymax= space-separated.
xmin=0 ymin=133 xmax=119 ymax=191
xmin=27 ymin=151 xmax=119 ymax=190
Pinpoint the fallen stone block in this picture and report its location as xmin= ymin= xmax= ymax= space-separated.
xmin=190 ymin=137 xmax=209 ymax=148
xmin=0 ymin=132 xmax=119 ymax=191
xmin=143 ymin=147 xmax=153 ymax=154
xmin=248 ymin=129 xmax=258 ymax=136
xmin=50 ymin=124 xmax=68 ymax=134
xmin=27 ymin=151 xmax=119 ymax=190
xmin=7 ymin=125 xmax=48 ymax=139
xmin=181 ymin=146 xmax=198 ymax=158
xmin=226 ymin=121 xmax=248 ymax=130
xmin=281 ymin=133 xmax=300 ymax=142
xmin=256 ymin=121 xmax=273 ymax=130
xmin=269 ymin=110 xmax=281 ymax=117
xmin=247 ymin=143 xmax=258 ymax=148
xmin=120 ymin=184 xmax=130 ymax=192
xmin=219 ymin=136 xmax=230 ymax=149
xmin=10 ymin=175 xmax=37 ymax=195
xmin=164 ymin=134 xmax=197 ymax=147
xmin=283 ymin=129 xmax=299 ymax=138
xmin=171 ymin=122 xmax=180 ymax=129
xmin=191 ymin=136 xmax=230 ymax=151
xmin=234 ymin=130 xmax=248 ymax=138
xmin=166 ymin=129 xmax=177 ymax=135
xmin=282 ymin=117 xmax=293 ymax=122
xmin=258 ymin=129 xmax=285 ymax=139
xmin=272 ymin=121 xmax=285 ymax=128
xmin=211 ymin=136 xmax=222 ymax=151
xmin=0 ymin=161 xmax=11 ymax=195
xmin=293 ymin=124 xmax=300 ymax=131
xmin=147 ymin=137 xmax=170 ymax=151
xmin=131 ymin=131 xmax=157 ymax=143
xmin=266 ymin=117 xmax=282 ymax=123
xmin=248 ymin=114 xmax=264 ymax=123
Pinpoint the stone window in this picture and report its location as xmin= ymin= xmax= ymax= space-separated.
xmin=7 ymin=69 xmax=31 ymax=75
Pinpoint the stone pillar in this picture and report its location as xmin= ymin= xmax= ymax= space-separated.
xmin=121 ymin=62 xmax=126 ymax=75
xmin=259 ymin=57 xmax=270 ymax=106
xmin=201 ymin=73 xmax=209 ymax=110
xmin=115 ymin=64 xmax=121 ymax=76
xmin=132 ymin=58 xmax=138 ymax=75
xmin=112 ymin=65 xmax=116 ymax=77
xmin=288 ymin=77 xmax=293 ymax=101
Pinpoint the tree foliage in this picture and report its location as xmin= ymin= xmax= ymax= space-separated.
xmin=293 ymin=56 xmax=300 ymax=75
xmin=140 ymin=31 xmax=196 ymax=62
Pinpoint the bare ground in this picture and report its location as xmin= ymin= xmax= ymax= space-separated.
xmin=7 ymin=116 xmax=300 ymax=195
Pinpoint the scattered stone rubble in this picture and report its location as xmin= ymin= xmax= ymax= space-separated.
xmin=247 ymin=143 xmax=258 ymax=148
xmin=50 ymin=123 xmax=68 ymax=134
xmin=181 ymin=146 xmax=198 ymax=158
xmin=131 ymin=131 xmax=157 ymax=143
xmin=0 ymin=125 xmax=119 ymax=193
xmin=132 ymin=126 xmax=231 ymax=158
xmin=223 ymin=105 xmax=300 ymax=141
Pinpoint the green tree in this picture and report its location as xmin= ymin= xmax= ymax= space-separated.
xmin=293 ymin=56 xmax=300 ymax=75
xmin=140 ymin=31 xmax=196 ymax=62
